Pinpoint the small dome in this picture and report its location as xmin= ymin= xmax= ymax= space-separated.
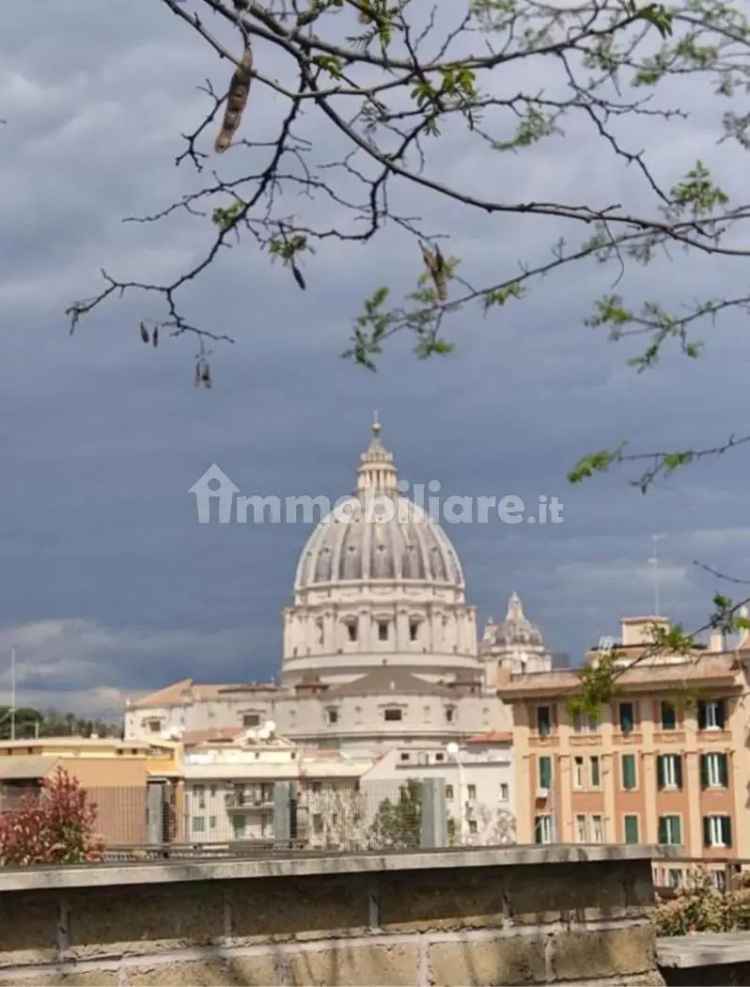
xmin=294 ymin=419 xmax=464 ymax=591
xmin=480 ymin=592 xmax=544 ymax=652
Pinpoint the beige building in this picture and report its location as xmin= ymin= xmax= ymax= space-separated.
xmin=0 ymin=737 xmax=180 ymax=844
xmin=181 ymin=729 xmax=372 ymax=848
xmin=499 ymin=616 xmax=749 ymax=887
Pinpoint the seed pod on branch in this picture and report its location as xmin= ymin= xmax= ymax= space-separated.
xmin=139 ymin=321 xmax=150 ymax=344
xmin=292 ymin=263 xmax=306 ymax=291
xmin=215 ymin=46 xmax=253 ymax=154
xmin=194 ymin=356 xmax=213 ymax=388
xmin=153 ymin=327 xmax=159 ymax=348
xmin=420 ymin=241 xmax=448 ymax=302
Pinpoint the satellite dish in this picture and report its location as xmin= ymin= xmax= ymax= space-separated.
xmin=446 ymin=742 xmax=459 ymax=756
xmin=264 ymin=720 xmax=277 ymax=735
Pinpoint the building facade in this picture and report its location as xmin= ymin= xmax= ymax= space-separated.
xmin=499 ymin=616 xmax=750 ymax=886
xmin=361 ymin=733 xmax=514 ymax=846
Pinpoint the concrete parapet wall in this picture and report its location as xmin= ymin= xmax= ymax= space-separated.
xmin=0 ymin=846 xmax=663 ymax=986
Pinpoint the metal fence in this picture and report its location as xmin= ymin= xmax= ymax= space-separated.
xmin=0 ymin=778 xmax=516 ymax=862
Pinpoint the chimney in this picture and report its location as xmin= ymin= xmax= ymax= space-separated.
xmin=709 ymin=631 xmax=724 ymax=653
xmin=621 ymin=616 xmax=670 ymax=647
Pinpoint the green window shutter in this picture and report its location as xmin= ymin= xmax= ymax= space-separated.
xmin=716 ymin=701 xmax=726 ymax=729
xmin=656 ymin=756 xmax=664 ymax=790
xmin=622 ymin=755 xmax=636 ymax=790
xmin=703 ymin=817 xmax=711 ymax=847
xmin=700 ymin=755 xmax=708 ymax=789
xmin=673 ymin=817 xmax=682 ymax=846
xmin=539 ymin=757 xmax=551 ymax=789
xmin=624 ymin=815 xmax=639 ymax=844
xmin=697 ymin=701 xmax=707 ymax=730
xmin=724 ymin=817 xmax=732 ymax=848
xmin=658 ymin=817 xmax=667 ymax=845
xmin=675 ymin=755 xmax=683 ymax=790
xmin=719 ymin=754 xmax=729 ymax=787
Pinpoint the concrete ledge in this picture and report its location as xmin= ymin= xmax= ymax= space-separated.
xmin=0 ymin=844 xmax=657 ymax=893
xmin=657 ymin=932 xmax=750 ymax=969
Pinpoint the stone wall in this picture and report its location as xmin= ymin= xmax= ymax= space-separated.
xmin=0 ymin=846 xmax=663 ymax=986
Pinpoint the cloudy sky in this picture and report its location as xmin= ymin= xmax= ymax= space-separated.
xmin=2 ymin=1 xmax=749 ymax=721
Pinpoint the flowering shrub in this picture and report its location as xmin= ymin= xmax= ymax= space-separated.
xmin=0 ymin=767 xmax=104 ymax=866
xmin=653 ymin=870 xmax=750 ymax=936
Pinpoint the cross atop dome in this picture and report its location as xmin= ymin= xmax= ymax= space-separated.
xmin=357 ymin=413 xmax=398 ymax=494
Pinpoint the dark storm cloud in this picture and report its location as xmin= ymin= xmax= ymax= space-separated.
xmin=1 ymin=1 xmax=749 ymax=718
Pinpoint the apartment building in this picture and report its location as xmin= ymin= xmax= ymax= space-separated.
xmin=360 ymin=733 xmax=514 ymax=845
xmin=498 ymin=616 xmax=749 ymax=887
xmin=182 ymin=731 xmax=371 ymax=847
xmin=0 ymin=737 xmax=180 ymax=844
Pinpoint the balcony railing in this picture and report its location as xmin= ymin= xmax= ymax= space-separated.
xmin=224 ymin=793 xmax=274 ymax=811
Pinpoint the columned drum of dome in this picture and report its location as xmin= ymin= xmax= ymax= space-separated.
xmin=281 ymin=421 xmax=479 ymax=687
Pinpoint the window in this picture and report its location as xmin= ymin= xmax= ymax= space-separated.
xmin=468 ymin=820 xmax=478 ymax=834
xmin=209 ymin=816 xmax=216 ymax=830
xmin=409 ymin=619 xmax=419 ymax=642
xmin=624 ymin=815 xmax=639 ymax=845
xmin=699 ymin=699 xmax=726 ymax=731
xmin=327 ymin=708 xmax=339 ymax=725
xmin=400 ymin=752 xmax=410 ymax=762
xmin=573 ymin=756 xmax=585 ymax=790
xmin=590 ymin=756 xmax=601 ymax=788
xmin=445 ymin=707 xmax=455 ymax=723
xmin=467 ymin=784 xmax=477 ymax=800
xmin=148 ymin=719 xmax=161 ymax=733
xmin=702 ymin=752 xmax=728 ymax=789
xmin=575 ymin=814 xmax=588 ymax=843
xmin=538 ymin=756 xmax=552 ymax=790
xmin=661 ymin=701 xmax=677 ymax=730
xmin=313 ymin=814 xmax=323 ymax=834
xmin=232 ymin=816 xmax=246 ymax=839
xmin=704 ymin=815 xmax=732 ymax=848
xmin=192 ymin=816 xmax=205 ymax=833
xmin=657 ymin=754 xmax=682 ymax=790
xmin=500 ymin=783 xmax=509 ymax=801
xmin=537 ymin=705 xmax=552 ymax=737
xmin=384 ymin=708 xmax=402 ymax=722
xmin=534 ymin=815 xmax=554 ymax=845
xmin=194 ymin=785 xmax=206 ymax=809
xmin=312 ymin=781 xmax=322 ymax=794
xmin=621 ymin=754 xmax=637 ymax=791
xmin=209 ymin=785 xmax=217 ymax=798
xmin=434 ymin=752 xmax=445 ymax=762
xmin=347 ymin=621 xmax=358 ymax=642
xmin=445 ymin=784 xmax=454 ymax=799
xmin=378 ymin=621 xmax=389 ymax=641
xmin=243 ymin=713 xmax=260 ymax=728
xmin=658 ymin=815 xmax=682 ymax=846
xmin=619 ymin=702 xmax=635 ymax=735
xmin=591 ymin=815 xmax=604 ymax=843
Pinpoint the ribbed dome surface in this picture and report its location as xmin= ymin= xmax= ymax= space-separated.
xmin=295 ymin=494 xmax=464 ymax=589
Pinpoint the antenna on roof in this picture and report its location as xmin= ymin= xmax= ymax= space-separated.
xmin=10 ymin=648 xmax=15 ymax=742
xmin=648 ymin=534 xmax=666 ymax=616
